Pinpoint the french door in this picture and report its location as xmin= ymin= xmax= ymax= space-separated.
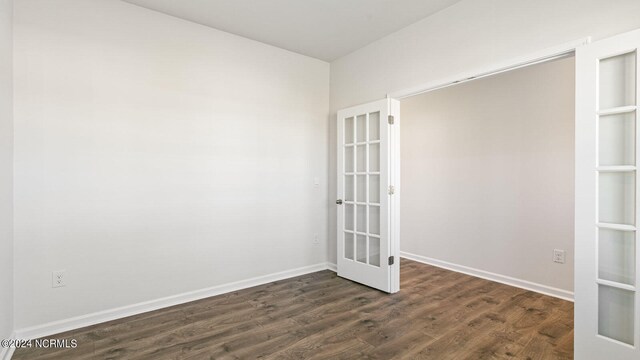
xmin=336 ymin=98 xmax=400 ymax=293
xmin=575 ymin=28 xmax=640 ymax=359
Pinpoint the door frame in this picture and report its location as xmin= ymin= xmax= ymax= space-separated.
xmin=389 ymin=98 xmax=401 ymax=293
xmin=383 ymin=38 xmax=591 ymax=291
xmin=387 ymin=37 xmax=590 ymax=100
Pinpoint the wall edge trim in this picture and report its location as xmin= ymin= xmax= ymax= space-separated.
xmin=14 ymin=262 xmax=335 ymax=340
xmin=0 ymin=332 xmax=16 ymax=360
xmin=401 ymin=251 xmax=574 ymax=302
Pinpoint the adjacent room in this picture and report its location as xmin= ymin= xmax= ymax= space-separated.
xmin=400 ymin=55 xmax=575 ymax=299
xmin=1 ymin=0 xmax=640 ymax=359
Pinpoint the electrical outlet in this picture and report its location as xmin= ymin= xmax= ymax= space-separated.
xmin=52 ymin=270 xmax=66 ymax=288
xmin=313 ymin=233 xmax=319 ymax=245
xmin=553 ymin=249 xmax=566 ymax=264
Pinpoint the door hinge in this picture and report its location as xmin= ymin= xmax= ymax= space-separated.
xmin=388 ymin=185 xmax=395 ymax=195
xmin=388 ymin=256 xmax=395 ymax=266
xmin=388 ymin=115 xmax=395 ymax=125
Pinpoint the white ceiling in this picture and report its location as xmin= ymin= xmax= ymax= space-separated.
xmin=123 ymin=0 xmax=463 ymax=61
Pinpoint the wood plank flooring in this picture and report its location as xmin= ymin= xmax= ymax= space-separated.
xmin=13 ymin=259 xmax=574 ymax=359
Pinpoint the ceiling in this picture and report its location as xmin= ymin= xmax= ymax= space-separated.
xmin=122 ymin=0 xmax=464 ymax=62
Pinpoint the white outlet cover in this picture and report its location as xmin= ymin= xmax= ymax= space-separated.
xmin=553 ymin=249 xmax=566 ymax=264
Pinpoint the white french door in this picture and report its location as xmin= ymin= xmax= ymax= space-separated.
xmin=336 ymin=98 xmax=400 ymax=293
xmin=575 ymin=28 xmax=640 ymax=359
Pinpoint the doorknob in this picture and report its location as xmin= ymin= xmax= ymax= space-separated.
xmin=336 ymin=199 xmax=343 ymax=205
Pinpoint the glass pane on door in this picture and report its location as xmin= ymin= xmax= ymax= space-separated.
xmin=598 ymin=285 xmax=635 ymax=345
xmin=356 ymin=115 xmax=367 ymax=143
xmin=599 ymin=228 xmax=635 ymax=285
xmin=356 ymin=145 xmax=366 ymax=172
xmin=369 ymin=112 xmax=380 ymax=141
xmin=356 ymin=175 xmax=366 ymax=202
xmin=598 ymin=172 xmax=635 ymax=225
xmin=344 ymin=232 xmax=354 ymax=260
xmin=369 ymin=206 xmax=380 ymax=235
xmin=343 ymin=110 xmax=381 ymax=266
xmin=345 ymin=117 xmax=354 ymax=144
xmin=369 ymin=236 xmax=380 ymax=267
xmin=345 ymin=175 xmax=354 ymax=202
xmin=599 ymin=51 xmax=636 ymax=109
xmin=356 ymin=234 xmax=367 ymax=263
xmin=369 ymin=175 xmax=380 ymax=204
xmin=599 ymin=112 xmax=635 ymax=166
xmin=357 ymin=205 xmax=367 ymax=232
xmin=345 ymin=204 xmax=354 ymax=231
xmin=345 ymin=146 xmax=354 ymax=173
xmin=369 ymin=143 xmax=380 ymax=172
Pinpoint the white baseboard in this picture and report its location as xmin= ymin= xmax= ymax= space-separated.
xmin=15 ymin=262 xmax=335 ymax=341
xmin=1 ymin=346 xmax=15 ymax=360
xmin=9 ymin=254 xmax=571 ymax=357
xmin=1 ymin=332 xmax=16 ymax=360
xmin=326 ymin=262 xmax=337 ymax=272
xmin=400 ymin=251 xmax=574 ymax=302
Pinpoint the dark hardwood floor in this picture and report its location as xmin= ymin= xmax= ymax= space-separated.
xmin=13 ymin=259 xmax=574 ymax=359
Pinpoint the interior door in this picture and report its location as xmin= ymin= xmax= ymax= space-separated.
xmin=337 ymin=98 xmax=400 ymax=293
xmin=575 ymin=28 xmax=640 ymax=359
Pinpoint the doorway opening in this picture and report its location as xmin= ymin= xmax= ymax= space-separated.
xmin=398 ymin=55 xmax=576 ymax=300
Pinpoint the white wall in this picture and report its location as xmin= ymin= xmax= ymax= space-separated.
xmin=13 ymin=0 xmax=329 ymax=330
xmin=401 ymin=57 xmax=575 ymax=291
xmin=0 ymin=0 xmax=13 ymax=344
xmin=328 ymin=0 xmax=640 ymax=267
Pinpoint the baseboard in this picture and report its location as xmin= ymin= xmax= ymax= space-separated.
xmin=400 ymin=251 xmax=574 ymax=302
xmin=10 ymin=255 xmax=572 ymax=349
xmin=0 ymin=332 xmax=16 ymax=360
xmin=326 ymin=262 xmax=337 ymax=272
xmin=15 ymin=262 xmax=334 ymax=340
xmin=1 ymin=345 xmax=15 ymax=360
